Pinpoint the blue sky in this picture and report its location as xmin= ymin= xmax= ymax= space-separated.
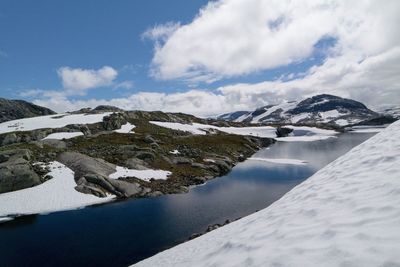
xmin=0 ymin=0 xmax=398 ymax=115
xmin=0 ymin=0 xmax=209 ymax=99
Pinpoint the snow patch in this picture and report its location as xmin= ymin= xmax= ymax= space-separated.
xmin=134 ymin=120 xmax=400 ymax=267
xmin=169 ymin=150 xmax=180 ymax=155
xmin=0 ymin=161 xmax=114 ymax=220
xmin=43 ymin=132 xmax=84 ymax=140
xmin=109 ymin=166 xmax=171 ymax=182
xmin=0 ymin=113 xmax=112 ymax=134
xmin=115 ymin=122 xmax=136 ymax=133
xmin=335 ymin=119 xmax=349 ymax=126
xmin=150 ymin=121 xmax=277 ymax=138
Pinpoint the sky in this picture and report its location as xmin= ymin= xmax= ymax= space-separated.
xmin=0 ymin=0 xmax=399 ymax=116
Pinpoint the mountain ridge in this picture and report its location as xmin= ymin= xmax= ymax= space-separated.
xmin=218 ymin=94 xmax=396 ymax=127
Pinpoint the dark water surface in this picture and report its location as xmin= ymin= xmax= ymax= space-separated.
xmin=0 ymin=132 xmax=374 ymax=267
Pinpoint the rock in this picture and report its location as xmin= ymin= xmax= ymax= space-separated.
xmin=102 ymin=112 xmax=127 ymax=131
xmin=57 ymin=152 xmax=116 ymax=179
xmin=75 ymin=183 xmax=107 ymax=198
xmin=57 ymin=152 xmax=151 ymax=198
xmin=275 ymin=126 xmax=293 ymax=137
xmin=0 ymin=149 xmax=41 ymax=193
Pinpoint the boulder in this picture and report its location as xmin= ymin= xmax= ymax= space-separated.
xmin=0 ymin=149 xmax=42 ymax=193
xmin=57 ymin=152 xmax=152 ymax=198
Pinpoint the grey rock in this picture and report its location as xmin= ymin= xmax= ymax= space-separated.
xmin=0 ymin=149 xmax=41 ymax=193
xmin=57 ymin=152 xmax=116 ymax=179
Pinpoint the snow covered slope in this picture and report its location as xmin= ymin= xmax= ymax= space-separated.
xmin=218 ymin=94 xmax=380 ymax=126
xmin=134 ymin=120 xmax=400 ymax=267
xmin=0 ymin=113 xmax=112 ymax=134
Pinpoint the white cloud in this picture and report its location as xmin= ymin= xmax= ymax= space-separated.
xmin=57 ymin=66 xmax=118 ymax=95
xmin=113 ymin=80 xmax=134 ymax=90
xmin=142 ymin=22 xmax=181 ymax=42
xmin=148 ymin=0 xmax=400 ymax=83
xmin=137 ymin=0 xmax=400 ymax=109
xmin=32 ymin=0 xmax=400 ymax=115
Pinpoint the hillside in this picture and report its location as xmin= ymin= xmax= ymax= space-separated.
xmin=0 ymin=98 xmax=55 ymax=123
xmin=133 ymin=119 xmax=400 ymax=267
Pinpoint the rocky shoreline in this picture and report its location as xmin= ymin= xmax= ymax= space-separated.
xmin=0 ymin=110 xmax=275 ymax=200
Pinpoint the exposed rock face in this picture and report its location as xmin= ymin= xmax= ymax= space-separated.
xmin=0 ymin=149 xmax=42 ymax=193
xmin=0 ymin=98 xmax=55 ymax=123
xmin=57 ymin=152 xmax=151 ymax=198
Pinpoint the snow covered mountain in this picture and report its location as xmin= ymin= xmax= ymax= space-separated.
xmin=218 ymin=94 xmax=389 ymax=127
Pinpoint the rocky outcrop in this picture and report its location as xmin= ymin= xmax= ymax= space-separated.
xmin=57 ymin=152 xmax=151 ymax=198
xmin=0 ymin=149 xmax=44 ymax=193
xmin=101 ymin=112 xmax=127 ymax=131
xmin=0 ymin=98 xmax=55 ymax=123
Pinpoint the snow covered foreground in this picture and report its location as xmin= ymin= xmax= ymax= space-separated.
xmin=0 ymin=162 xmax=114 ymax=219
xmin=0 ymin=163 xmax=171 ymax=220
xmin=134 ymin=120 xmax=400 ymax=267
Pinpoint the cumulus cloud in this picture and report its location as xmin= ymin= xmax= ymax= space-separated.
xmin=148 ymin=0 xmax=400 ymax=83
xmin=32 ymin=0 xmax=400 ymax=115
xmin=57 ymin=66 xmax=118 ymax=95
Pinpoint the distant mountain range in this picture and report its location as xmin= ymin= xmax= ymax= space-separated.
xmin=0 ymin=95 xmax=397 ymax=127
xmin=218 ymin=94 xmax=397 ymax=127
xmin=0 ymin=98 xmax=55 ymax=123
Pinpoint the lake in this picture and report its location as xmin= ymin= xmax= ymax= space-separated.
xmin=0 ymin=132 xmax=374 ymax=267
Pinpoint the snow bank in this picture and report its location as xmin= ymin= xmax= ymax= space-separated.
xmin=42 ymin=132 xmax=84 ymax=140
xmin=0 ymin=162 xmax=114 ymax=221
xmin=115 ymin=122 xmax=136 ymax=133
xmin=0 ymin=113 xmax=112 ymax=134
xmin=134 ymin=120 xmax=400 ymax=267
xmin=109 ymin=166 xmax=171 ymax=182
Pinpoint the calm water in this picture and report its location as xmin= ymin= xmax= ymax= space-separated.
xmin=0 ymin=132 xmax=374 ymax=267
